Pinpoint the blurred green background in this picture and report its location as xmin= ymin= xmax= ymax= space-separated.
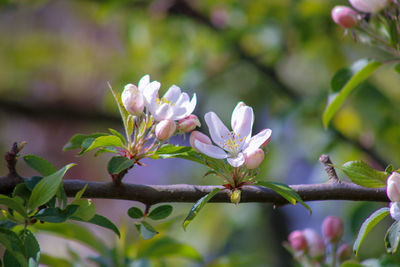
xmin=1 ymin=0 xmax=400 ymax=266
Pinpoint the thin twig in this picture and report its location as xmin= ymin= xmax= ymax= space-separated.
xmin=319 ymin=154 xmax=340 ymax=183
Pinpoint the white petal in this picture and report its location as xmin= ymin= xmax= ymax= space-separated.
xmin=175 ymin=92 xmax=190 ymax=106
xmin=154 ymin=103 xmax=173 ymax=121
xmin=244 ymin=129 xmax=272 ymax=153
xmin=163 ymin=85 xmax=181 ymax=103
xmin=232 ymin=105 xmax=254 ymax=142
xmin=391 ymin=202 xmax=400 ymax=221
xmin=194 ymin=140 xmax=228 ymax=159
xmin=138 ymin=75 xmax=150 ymax=92
xmin=231 ymin=102 xmax=246 ymax=130
xmin=205 ymin=112 xmax=230 ymax=147
xmin=227 ymin=153 xmax=245 ymax=167
xmin=143 ymin=81 xmax=161 ymax=106
xmin=174 ymin=93 xmax=197 ymax=120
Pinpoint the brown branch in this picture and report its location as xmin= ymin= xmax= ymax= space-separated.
xmin=0 ymin=175 xmax=389 ymax=205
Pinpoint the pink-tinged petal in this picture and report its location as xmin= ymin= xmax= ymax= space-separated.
xmin=163 ymin=85 xmax=181 ymax=102
xmin=232 ymin=105 xmax=254 ymax=141
xmin=205 ymin=111 xmax=230 ymax=147
xmin=143 ymin=81 xmax=161 ymax=106
xmin=194 ymin=140 xmax=228 ymax=159
xmin=153 ymin=103 xmax=173 ymax=121
xmin=227 ymin=152 xmax=245 ymax=167
xmin=138 ymin=75 xmax=150 ymax=92
xmin=231 ymin=102 xmax=246 ymax=130
xmin=244 ymin=129 xmax=272 ymax=153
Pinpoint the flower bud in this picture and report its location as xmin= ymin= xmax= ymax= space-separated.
xmin=387 ymin=172 xmax=400 ymax=202
xmin=322 ymin=216 xmax=344 ymax=243
xmin=121 ymin=84 xmax=145 ymax=115
xmin=349 ymin=0 xmax=391 ymax=13
xmin=288 ymin=230 xmax=308 ymax=252
xmin=244 ymin=149 xmax=265 ymax=169
xmin=331 ymin=6 xmax=358 ymax=28
xmin=190 ymin=131 xmax=212 ymax=152
xmin=155 ymin=119 xmax=176 ymax=140
xmin=230 ymin=189 xmax=241 ymax=205
xmin=177 ymin=115 xmax=201 ymax=133
xmin=337 ymin=243 xmax=352 ymax=263
xmin=303 ymin=229 xmax=326 ymax=260
xmin=390 ymin=202 xmax=400 ymax=221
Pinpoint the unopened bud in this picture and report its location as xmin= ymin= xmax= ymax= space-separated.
xmin=303 ymin=229 xmax=326 ymax=260
xmin=177 ymin=114 xmax=201 ymax=133
xmin=121 ymin=84 xmax=144 ymax=115
xmin=244 ymin=149 xmax=265 ymax=169
xmin=288 ymin=230 xmax=308 ymax=252
xmin=349 ymin=0 xmax=391 ymax=13
xmin=230 ymin=189 xmax=241 ymax=205
xmin=337 ymin=244 xmax=352 ymax=263
xmin=390 ymin=202 xmax=400 ymax=221
xmin=155 ymin=119 xmax=176 ymax=140
xmin=387 ymin=172 xmax=400 ymax=202
xmin=190 ymin=131 xmax=212 ymax=152
xmin=322 ymin=216 xmax=344 ymax=243
xmin=331 ymin=6 xmax=358 ymax=28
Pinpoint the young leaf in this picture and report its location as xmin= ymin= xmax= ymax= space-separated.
xmin=32 ymin=205 xmax=79 ymax=223
xmin=255 ymin=181 xmax=312 ymax=214
xmin=28 ymin=163 xmax=75 ymax=211
xmin=108 ymin=84 xmax=129 ymax=128
xmin=107 ymin=156 xmax=134 ymax=175
xmin=139 ymin=221 xmax=158 ymax=240
xmin=63 ymin=133 xmax=108 ymax=151
xmin=148 ymin=205 xmax=173 ymax=220
xmin=183 ymin=188 xmax=222 ymax=230
xmin=353 ymin=207 xmax=389 ymax=255
xmin=78 ymin=136 xmax=124 ymax=156
xmin=0 ymin=228 xmax=26 ymax=267
xmin=128 ymin=206 xmax=144 ymax=219
xmin=73 ymin=184 xmax=88 ymax=202
xmin=72 ymin=214 xmax=121 ymax=238
xmin=23 ymin=155 xmax=57 ymax=176
xmin=340 ymin=261 xmax=364 ymax=267
xmin=385 ymin=220 xmax=400 ymax=254
xmin=385 ymin=164 xmax=395 ymax=174
xmin=340 ymin=160 xmax=387 ymax=188
xmin=0 ymin=195 xmax=28 ymax=219
xmin=323 ymin=59 xmax=382 ymax=128
xmin=156 ymin=145 xmax=204 ymax=164
xmin=70 ymin=199 xmax=96 ymax=221
xmin=108 ymin=128 xmax=126 ymax=145
xmin=19 ymin=229 xmax=40 ymax=264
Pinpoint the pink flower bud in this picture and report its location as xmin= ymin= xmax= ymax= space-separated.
xmin=288 ymin=230 xmax=308 ymax=252
xmin=121 ymin=84 xmax=144 ymax=115
xmin=390 ymin=202 xmax=400 ymax=221
xmin=331 ymin=6 xmax=358 ymax=28
xmin=303 ymin=229 xmax=326 ymax=260
xmin=387 ymin=172 xmax=400 ymax=202
xmin=322 ymin=216 xmax=344 ymax=242
xmin=349 ymin=0 xmax=391 ymax=13
xmin=244 ymin=149 xmax=265 ymax=169
xmin=190 ymin=131 xmax=212 ymax=152
xmin=155 ymin=119 xmax=176 ymax=140
xmin=177 ymin=115 xmax=201 ymax=133
xmin=337 ymin=243 xmax=352 ymax=263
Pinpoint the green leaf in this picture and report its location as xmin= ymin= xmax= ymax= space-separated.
xmin=108 ymin=83 xmax=130 ymax=136
xmin=385 ymin=164 xmax=395 ymax=174
xmin=34 ymin=222 xmax=106 ymax=253
xmin=340 ymin=261 xmax=364 ymax=267
xmin=24 ymin=177 xmax=42 ymax=191
xmin=148 ymin=205 xmax=173 ymax=220
xmin=0 ymin=228 xmax=26 ymax=267
xmin=73 ymin=184 xmax=88 ymax=201
xmin=156 ymin=145 xmax=204 ymax=164
xmin=23 ymin=155 xmax=57 ymax=176
xmin=70 ymin=199 xmax=96 ymax=221
xmin=137 ymin=221 xmax=158 ymax=240
xmin=353 ymin=207 xmax=389 ymax=255
xmin=12 ymin=184 xmax=31 ymax=203
xmin=79 ymin=136 xmax=124 ymax=155
xmin=20 ymin=229 xmax=40 ymax=263
xmin=94 ymin=147 xmax=120 ymax=157
xmin=137 ymin=237 xmax=202 ymax=262
xmin=108 ymin=128 xmax=126 ymax=146
xmin=394 ymin=64 xmax=400 ymax=74
xmin=323 ymin=59 xmax=382 ymax=128
xmin=63 ymin=133 xmax=108 ymax=151
xmin=127 ymin=206 xmax=144 ymax=219
xmin=0 ymin=195 xmax=28 ymax=219
xmin=39 ymin=254 xmax=73 ymax=267
xmin=33 ymin=205 xmax=79 ymax=223
xmin=385 ymin=220 xmax=400 ymax=253
xmin=107 ymin=156 xmax=134 ymax=175
xmin=183 ymin=188 xmax=222 ymax=230
xmin=341 ymin=160 xmax=387 ymax=188
xmin=28 ymin=163 xmax=75 ymax=211
xmin=255 ymin=181 xmax=312 ymax=214
xmin=72 ymin=214 xmax=120 ymax=238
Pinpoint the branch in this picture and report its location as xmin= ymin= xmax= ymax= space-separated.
xmin=0 ymin=174 xmax=388 ymax=205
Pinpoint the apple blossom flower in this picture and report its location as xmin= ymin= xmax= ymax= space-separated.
xmin=288 ymin=230 xmax=308 ymax=252
xmin=331 ymin=6 xmax=358 ymax=28
xmin=390 ymin=202 xmax=400 ymax=221
xmin=122 ymin=74 xmax=161 ymax=115
xmin=349 ymin=0 xmax=391 ymax=13
xmin=155 ymin=119 xmax=176 ymax=140
xmin=190 ymin=131 xmax=212 ymax=153
xmin=387 ymin=172 xmax=400 ymax=202
xmin=244 ymin=148 xmax=265 ymax=169
xmin=177 ymin=114 xmax=201 ymax=133
xmin=143 ymin=83 xmax=197 ymax=121
xmin=194 ymin=102 xmax=272 ymax=167
xmin=322 ymin=216 xmax=343 ymax=242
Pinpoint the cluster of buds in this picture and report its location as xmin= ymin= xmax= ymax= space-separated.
xmin=386 ymin=172 xmax=400 ymax=220
xmin=286 ymin=216 xmax=351 ymax=266
xmin=120 ymin=75 xmax=199 ymax=160
xmin=331 ymin=0 xmax=400 ymax=58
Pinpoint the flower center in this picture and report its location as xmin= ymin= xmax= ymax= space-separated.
xmin=156 ymin=97 xmax=175 ymax=106
xmin=219 ymin=132 xmax=246 ymax=155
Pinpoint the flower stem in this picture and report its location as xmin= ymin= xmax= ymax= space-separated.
xmin=331 ymin=242 xmax=337 ymax=267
